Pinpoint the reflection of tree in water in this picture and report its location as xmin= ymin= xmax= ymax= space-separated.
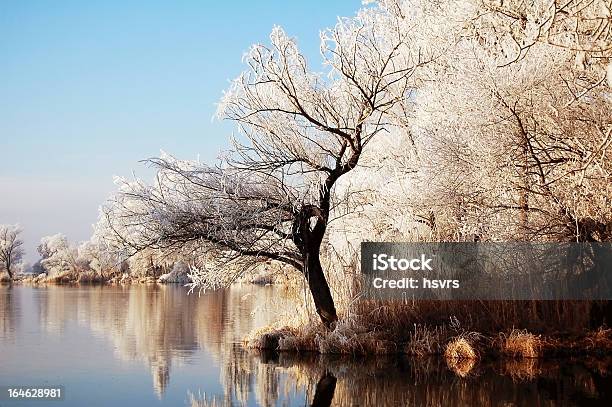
xmin=30 ymin=285 xmax=612 ymax=405
xmin=197 ymin=352 xmax=612 ymax=407
xmin=36 ymin=285 xmax=201 ymax=398
xmin=0 ymin=286 xmax=19 ymax=342
xmin=194 ymin=286 xmax=299 ymax=406
xmin=34 ymin=284 xmax=298 ymax=402
xmin=37 ymin=285 xmax=73 ymax=335
xmin=122 ymin=285 xmax=199 ymax=397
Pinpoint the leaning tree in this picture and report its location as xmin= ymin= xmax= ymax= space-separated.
xmin=98 ymin=2 xmax=428 ymax=327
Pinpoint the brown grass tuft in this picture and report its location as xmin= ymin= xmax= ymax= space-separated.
xmin=584 ymin=327 xmax=612 ymax=351
xmin=404 ymin=324 xmax=446 ymax=356
xmin=444 ymin=337 xmax=478 ymax=360
xmin=501 ymin=329 xmax=541 ymax=358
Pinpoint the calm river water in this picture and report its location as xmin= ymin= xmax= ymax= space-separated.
xmin=0 ymin=284 xmax=611 ymax=406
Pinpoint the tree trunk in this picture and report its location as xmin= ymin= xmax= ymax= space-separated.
xmin=304 ymin=247 xmax=338 ymax=329
xmin=293 ymin=205 xmax=338 ymax=329
xmin=6 ymin=260 xmax=12 ymax=280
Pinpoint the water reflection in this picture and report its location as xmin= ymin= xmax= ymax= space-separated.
xmin=0 ymin=286 xmax=19 ymax=342
xmin=185 ymin=348 xmax=612 ymax=406
xmin=1 ymin=284 xmax=611 ymax=406
xmin=33 ymin=285 xmax=293 ymax=399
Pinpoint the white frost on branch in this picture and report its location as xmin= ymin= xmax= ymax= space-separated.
xmin=99 ymin=1 xmax=431 ymax=291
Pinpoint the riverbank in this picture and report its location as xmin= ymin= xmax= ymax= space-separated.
xmin=0 ymin=271 xmax=188 ymax=285
xmin=0 ymin=260 xmax=291 ymax=286
xmin=6 ymin=271 xmax=610 ymax=361
xmin=245 ymin=299 xmax=612 ymax=361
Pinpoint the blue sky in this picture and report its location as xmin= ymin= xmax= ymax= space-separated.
xmin=0 ymin=0 xmax=360 ymax=262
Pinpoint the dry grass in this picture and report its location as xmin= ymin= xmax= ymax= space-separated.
xmin=45 ymin=270 xmax=78 ymax=284
xmin=77 ymin=271 xmax=108 ymax=284
xmin=242 ymin=267 xmax=612 ymax=358
xmin=404 ymin=324 xmax=446 ymax=356
xmin=245 ymin=316 xmax=397 ymax=355
xmin=584 ymin=327 xmax=612 ymax=351
xmin=444 ymin=337 xmax=478 ymax=360
xmin=500 ymin=329 xmax=541 ymax=358
xmin=244 ymin=324 xmax=311 ymax=351
xmin=244 ymin=296 xmax=612 ymax=359
xmin=316 ymin=316 xmax=398 ymax=354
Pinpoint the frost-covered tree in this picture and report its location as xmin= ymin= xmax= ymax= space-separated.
xmin=340 ymin=0 xmax=612 ymax=243
xmin=308 ymin=0 xmax=611 ymax=248
xmin=0 ymin=224 xmax=24 ymax=279
xmin=411 ymin=1 xmax=612 ymax=242
xmin=96 ymin=0 xmax=610 ymax=327
xmin=471 ymin=0 xmax=612 ymax=67
xmin=98 ymin=2 xmax=431 ymax=327
xmin=37 ymin=234 xmax=77 ymax=276
xmin=33 ymin=234 xmax=123 ymax=279
xmin=77 ymin=240 xmax=121 ymax=277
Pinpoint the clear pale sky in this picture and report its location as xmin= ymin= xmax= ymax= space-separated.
xmin=0 ymin=0 xmax=360 ymax=263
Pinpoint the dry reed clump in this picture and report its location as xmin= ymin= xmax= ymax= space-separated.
xmin=315 ymin=315 xmax=397 ymax=354
xmin=500 ymin=329 xmax=541 ymax=358
xmin=444 ymin=337 xmax=478 ymax=360
xmin=77 ymin=271 xmax=107 ymax=284
xmin=584 ymin=327 xmax=612 ymax=351
xmin=444 ymin=334 xmax=478 ymax=359
xmin=46 ymin=270 xmax=77 ymax=284
xmin=444 ymin=335 xmax=479 ymax=377
xmin=244 ymin=294 xmax=421 ymax=354
xmin=278 ymin=324 xmax=320 ymax=352
xmin=244 ymin=316 xmax=398 ymax=354
xmin=404 ymin=324 xmax=447 ymax=356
